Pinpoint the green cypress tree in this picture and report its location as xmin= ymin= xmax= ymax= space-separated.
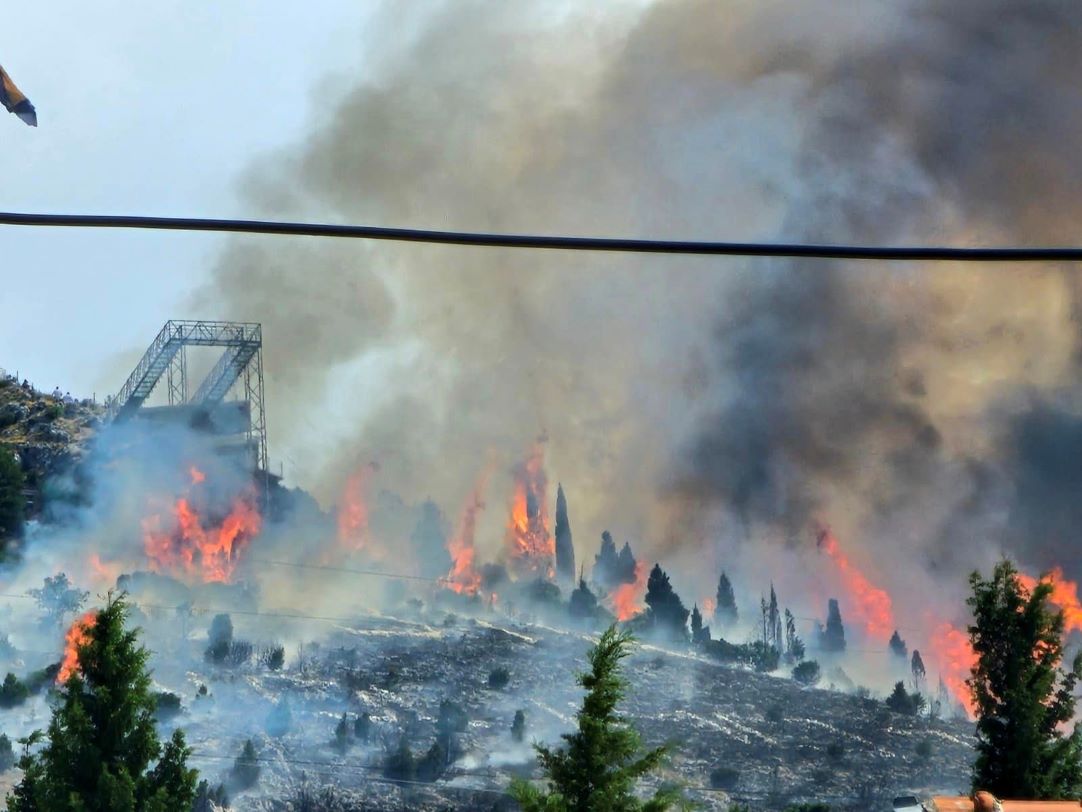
xmin=969 ymin=560 xmax=1082 ymax=798
xmin=7 ymin=594 xmax=197 ymax=811
xmin=715 ymin=572 xmax=737 ymax=626
xmin=510 ymin=625 xmax=681 ymax=811
xmin=0 ymin=448 xmax=24 ymax=554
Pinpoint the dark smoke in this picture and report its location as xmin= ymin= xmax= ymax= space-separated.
xmin=193 ymin=0 xmax=1082 ymax=600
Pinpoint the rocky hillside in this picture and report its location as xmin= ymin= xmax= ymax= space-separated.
xmin=0 ymin=371 xmax=102 ymax=515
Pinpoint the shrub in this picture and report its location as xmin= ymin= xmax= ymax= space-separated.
xmin=709 ymin=765 xmax=740 ymax=790
xmin=915 ymin=737 xmax=934 ymax=760
xmin=488 ymin=667 xmax=510 ymax=689
xmin=231 ymin=738 xmax=260 ymax=790
xmin=384 ymin=734 xmax=416 ymax=782
xmin=192 ymin=780 xmax=230 ymax=812
xmin=785 ymin=805 xmax=831 ymax=812
xmin=333 ymin=712 xmax=352 ymax=753
xmin=0 ymin=733 xmax=14 ymax=772
xmin=764 ymin=704 xmax=784 ymax=724
xmin=208 ymin=613 xmax=233 ymax=647
xmin=417 ymin=739 xmax=448 ymax=782
xmin=826 ymin=740 xmax=845 ymax=762
xmin=355 ymin=712 xmax=372 ymax=743
xmin=511 ymin=710 xmax=526 ymax=743
xmin=152 ymin=690 xmax=182 ymax=720
xmin=885 ymin=681 xmax=926 ymax=716
xmin=205 ymin=639 xmax=253 ymax=666
xmin=0 ymin=672 xmax=29 ymax=708
xmin=792 ymin=660 xmax=821 ymax=686
xmin=262 ymin=644 xmax=285 ymax=671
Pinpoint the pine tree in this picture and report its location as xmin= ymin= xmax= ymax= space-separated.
xmin=355 ymin=712 xmax=372 ymax=743
xmin=554 ymin=484 xmax=575 ymax=586
xmin=7 ymin=594 xmax=197 ymax=811
xmin=644 ymin=564 xmax=690 ymax=642
xmin=510 ymin=625 xmax=681 ymax=811
xmin=889 ymin=630 xmax=907 ymax=660
xmin=784 ymin=609 xmax=804 ymax=662
xmin=817 ymin=599 xmax=846 ymax=653
xmin=969 ymin=560 xmax=1082 ymax=799
xmin=910 ymin=650 xmax=926 ymax=694
xmin=230 ymin=739 xmax=260 ymax=789
xmin=511 ymin=710 xmax=526 ymax=743
xmin=690 ymin=605 xmax=706 ymax=645
xmin=715 ymin=572 xmax=738 ymax=626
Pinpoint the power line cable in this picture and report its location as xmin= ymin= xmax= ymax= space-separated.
xmin=3 ymin=211 xmax=1082 ymax=260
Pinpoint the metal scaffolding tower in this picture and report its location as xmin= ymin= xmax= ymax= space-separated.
xmin=108 ymin=320 xmax=268 ymax=473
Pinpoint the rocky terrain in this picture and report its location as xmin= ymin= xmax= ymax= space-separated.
xmin=1 ymin=603 xmax=973 ymax=811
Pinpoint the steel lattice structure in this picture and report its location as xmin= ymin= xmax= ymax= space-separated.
xmin=107 ymin=320 xmax=268 ymax=473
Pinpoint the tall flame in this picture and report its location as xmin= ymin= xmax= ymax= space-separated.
xmin=505 ymin=443 xmax=555 ymax=578
xmin=928 ymin=621 xmax=977 ymax=717
xmin=58 ymin=611 xmax=98 ymax=684
xmin=1017 ymin=567 xmax=1082 ymax=633
xmin=816 ymin=527 xmax=895 ymax=641
xmin=143 ymin=471 xmax=262 ymax=583
xmin=610 ymin=561 xmax=648 ymax=621
xmin=338 ymin=463 xmax=377 ymax=551
xmin=444 ymin=478 xmax=488 ymax=595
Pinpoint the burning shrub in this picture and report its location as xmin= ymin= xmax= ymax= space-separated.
xmin=511 ymin=710 xmax=526 ymax=743
xmin=151 ymin=690 xmax=182 ymax=720
xmin=0 ymin=673 xmax=29 ymax=708
xmin=792 ymin=660 xmax=821 ymax=686
xmin=487 ymin=666 xmax=510 ymax=689
xmin=260 ymin=643 xmax=285 ymax=671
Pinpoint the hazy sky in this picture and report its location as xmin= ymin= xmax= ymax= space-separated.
xmin=0 ymin=2 xmax=374 ymax=396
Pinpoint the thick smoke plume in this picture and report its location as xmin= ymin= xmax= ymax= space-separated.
xmin=195 ymin=0 xmax=1082 ymax=623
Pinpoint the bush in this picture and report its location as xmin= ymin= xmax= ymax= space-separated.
xmin=709 ymin=765 xmax=740 ymax=790
xmin=262 ymin=644 xmax=285 ymax=671
xmin=764 ymin=704 xmax=784 ymax=724
xmin=0 ymin=733 xmax=13 ymax=772
xmin=488 ymin=667 xmax=510 ymax=689
xmin=192 ymin=780 xmax=230 ymax=812
xmin=208 ymin=613 xmax=233 ymax=647
xmin=384 ymin=734 xmax=416 ymax=782
xmin=785 ymin=806 xmax=831 ymax=812
xmin=885 ymin=681 xmax=926 ymax=716
xmin=355 ymin=712 xmax=372 ymax=743
xmin=792 ymin=660 xmax=821 ymax=686
xmin=417 ymin=739 xmax=448 ymax=782
xmin=826 ymin=740 xmax=845 ymax=762
xmin=231 ymin=738 xmax=260 ymax=790
xmin=511 ymin=710 xmax=526 ymax=743
xmin=0 ymin=672 xmax=29 ymax=708
xmin=205 ymin=639 xmax=253 ymax=666
xmin=332 ymin=712 xmax=352 ymax=753
xmin=915 ymin=738 xmax=934 ymax=760
xmin=151 ymin=691 xmax=182 ymax=720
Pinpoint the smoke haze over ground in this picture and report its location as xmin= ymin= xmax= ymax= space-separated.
xmin=189 ymin=0 xmax=1082 ymax=626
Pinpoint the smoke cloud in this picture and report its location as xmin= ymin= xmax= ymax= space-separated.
xmin=192 ymin=0 xmax=1082 ymax=614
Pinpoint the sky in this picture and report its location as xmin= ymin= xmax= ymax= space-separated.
xmin=0 ymin=1 xmax=375 ymax=397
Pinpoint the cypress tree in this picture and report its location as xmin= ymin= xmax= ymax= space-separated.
xmin=0 ymin=447 xmax=24 ymax=554
xmin=690 ymin=605 xmax=705 ymax=644
xmin=569 ymin=579 xmax=600 ymax=622
xmin=511 ymin=710 xmax=526 ymax=743
xmin=554 ymin=484 xmax=575 ymax=586
xmin=817 ymin=599 xmax=846 ymax=653
xmin=969 ymin=560 xmax=1082 ymax=799
xmin=616 ymin=542 xmax=637 ymax=584
xmin=594 ymin=532 xmax=620 ymax=590
xmin=644 ymin=564 xmax=690 ymax=642
xmin=715 ymin=572 xmax=737 ymax=626
xmin=8 ymin=594 xmax=197 ymax=811
xmin=510 ymin=626 xmax=680 ymax=811
xmin=910 ymin=650 xmax=926 ymax=693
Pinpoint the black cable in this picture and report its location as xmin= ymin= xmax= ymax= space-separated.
xmin=3 ymin=210 xmax=1082 ymax=260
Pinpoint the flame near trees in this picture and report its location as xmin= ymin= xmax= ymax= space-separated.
xmin=58 ymin=610 xmax=98 ymax=683
xmin=142 ymin=466 xmax=262 ymax=583
xmin=337 ymin=462 xmax=378 ymax=551
xmin=815 ymin=527 xmax=895 ymax=641
xmin=505 ymin=443 xmax=555 ymax=579
xmin=1017 ymin=567 xmax=1082 ymax=633
xmin=444 ymin=479 xmax=488 ymax=596
xmin=610 ymin=561 xmax=648 ymax=621
xmin=928 ymin=621 xmax=977 ymax=717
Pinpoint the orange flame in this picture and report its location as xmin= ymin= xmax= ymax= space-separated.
xmin=88 ymin=554 xmax=123 ymax=588
xmin=143 ymin=490 xmax=261 ymax=583
xmin=1017 ymin=567 xmax=1082 ymax=633
xmin=816 ymin=528 xmax=895 ymax=641
xmin=338 ymin=463 xmax=377 ymax=551
xmin=189 ymin=466 xmax=206 ymax=485
xmin=928 ymin=621 xmax=977 ymax=716
xmin=58 ymin=611 xmax=98 ymax=684
xmin=444 ymin=479 xmax=487 ymax=595
xmin=610 ymin=561 xmax=648 ymax=621
xmin=505 ymin=443 xmax=555 ymax=579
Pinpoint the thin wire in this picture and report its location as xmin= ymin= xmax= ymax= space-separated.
xmin=4 ymin=210 xmax=1082 ymax=260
